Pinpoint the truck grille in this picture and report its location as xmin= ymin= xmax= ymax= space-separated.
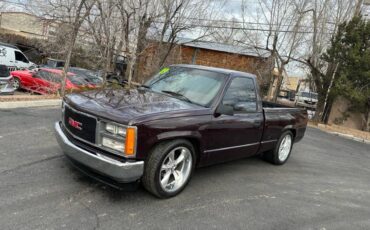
xmin=304 ymin=100 xmax=316 ymax=105
xmin=64 ymin=105 xmax=97 ymax=143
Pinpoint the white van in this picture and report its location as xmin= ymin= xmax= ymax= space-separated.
xmin=0 ymin=42 xmax=35 ymax=70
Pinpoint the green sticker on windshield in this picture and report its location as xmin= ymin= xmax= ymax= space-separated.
xmin=159 ymin=67 xmax=169 ymax=75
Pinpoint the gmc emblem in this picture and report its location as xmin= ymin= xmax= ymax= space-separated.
xmin=68 ymin=117 xmax=82 ymax=130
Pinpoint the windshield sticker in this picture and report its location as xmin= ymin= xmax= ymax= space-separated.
xmin=159 ymin=67 xmax=169 ymax=75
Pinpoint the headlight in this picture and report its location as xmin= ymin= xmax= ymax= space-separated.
xmin=102 ymin=137 xmax=125 ymax=152
xmin=106 ymin=123 xmax=126 ymax=136
xmin=102 ymin=122 xmax=137 ymax=157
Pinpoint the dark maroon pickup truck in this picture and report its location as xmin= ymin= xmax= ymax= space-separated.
xmin=55 ymin=64 xmax=308 ymax=198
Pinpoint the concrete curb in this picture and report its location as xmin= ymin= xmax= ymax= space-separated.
xmin=327 ymin=131 xmax=370 ymax=144
xmin=0 ymin=99 xmax=62 ymax=109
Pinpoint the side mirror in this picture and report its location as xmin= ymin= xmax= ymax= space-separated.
xmin=215 ymin=104 xmax=234 ymax=116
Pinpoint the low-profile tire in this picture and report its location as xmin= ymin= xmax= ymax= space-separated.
xmin=263 ymin=131 xmax=294 ymax=165
xmin=142 ymin=139 xmax=196 ymax=198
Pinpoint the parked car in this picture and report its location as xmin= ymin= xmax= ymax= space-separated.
xmin=11 ymin=68 xmax=95 ymax=94
xmin=0 ymin=42 xmax=36 ymax=70
xmin=44 ymin=58 xmax=65 ymax=68
xmin=0 ymin=64 xmax=15 ymax=94
xmin=54 ymin=64 xmax=308 ymax=198
xmin=295 ymin=91 xmax=318 ymax=109
xmin=66 ymin=67 xmax=103 ymax=86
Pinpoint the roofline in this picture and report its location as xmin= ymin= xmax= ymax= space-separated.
xmin=0 ymin=11 xmax=52 ymax=21
xmin=169 ymin=64 xmax=257 ymax=79
xmin=179 ymin=43 xmax=269 ymax=59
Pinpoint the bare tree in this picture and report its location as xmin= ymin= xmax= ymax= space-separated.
xmin=209 ymin=17 xmax=241 ymax=45
xmin=31 ymin=0 xmax=96 ymax=95
xmin=140 ymin=0 xmax=214 ymax=80
xmin=86 ymin=0 xmax=122 ymax=82
xmin=112 ymin=0 xmax=214 ymax=86
xmin=240 ymin=0 xmax=310 ymax=102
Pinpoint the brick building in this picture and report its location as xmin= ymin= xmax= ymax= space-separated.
xmin=136 ymin=38 xmax=272 ymax=83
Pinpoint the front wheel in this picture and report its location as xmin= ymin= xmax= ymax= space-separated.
xmin=142 ymin=139 xmax=195 ymax=198
xmin=12 ymin=77 xmax=21 ymax=90
xmin=263 ymin=131 xmax=294 ymax=165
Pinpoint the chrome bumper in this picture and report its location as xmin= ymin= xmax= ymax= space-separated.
xmin=54 ymin=122 xmax=144 ymax=182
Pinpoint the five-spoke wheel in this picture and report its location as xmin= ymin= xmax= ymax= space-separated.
xmin=159 ymin=147 xmax=192 ymax=193
xmin=143 ymin=139 xmax=195 ymax=198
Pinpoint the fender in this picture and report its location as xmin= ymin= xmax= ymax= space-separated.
xmin=156 ymin=130 xmax=202 ymax=141
xmin=281 ymin=124 xmax=296 ymax=138
xmin=155 ymin=130 xmax=207 ymax=166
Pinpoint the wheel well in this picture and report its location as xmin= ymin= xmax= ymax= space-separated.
xmin=153 ymin=137 xmax=201 ymax=165
xmin=287 ymin=129 xmax=296 ymax=140
xmin=186 ymin=137 xmax=201 ymax=165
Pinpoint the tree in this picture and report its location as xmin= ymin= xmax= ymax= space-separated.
xmin=240 ymin=0 xmax=310 ymax=101
xmin=86 ymin=0 xmax=123 ymax=82
xmin=300 ymin=0 xmax=357 ymax=122
xmin=324 ymin=17 xmax=370 ymax=131
xmin=32 ymin=0 xmax=96 ymax=96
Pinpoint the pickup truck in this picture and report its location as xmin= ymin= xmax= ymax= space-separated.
xmin=55 ymin=64 xmax=308 ymax=198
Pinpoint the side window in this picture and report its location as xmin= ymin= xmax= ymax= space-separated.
xmin=14 ymin=51 xmax=29 ymax=63
xmin=222 ymin=77 xmax=257 ymax=112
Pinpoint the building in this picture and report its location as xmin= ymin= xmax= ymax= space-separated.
xmin=0 ymin=12 xmax=57 ymax=40
xmin=136 ymin=38 xmax=272 ymax=82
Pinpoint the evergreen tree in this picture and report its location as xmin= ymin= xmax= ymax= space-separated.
xmin=324 ymin=17 xmax=370 ymax=131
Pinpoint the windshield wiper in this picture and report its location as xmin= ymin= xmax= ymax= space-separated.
xmin=161 ymin=90 xmax=193 ymax=103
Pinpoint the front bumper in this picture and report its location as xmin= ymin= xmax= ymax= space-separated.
xmin=54 ymin=122 xmax=144 ymax=182
xmin=0 ymin=78 xmax=15 ymax=94
xmin=296 ymin=101 xmax=316 ymax=109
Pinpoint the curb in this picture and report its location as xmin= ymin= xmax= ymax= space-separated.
xmin=327 ymin=131 xmax=370 ymax=144
xmin=0 ymin=99 xmax=62 ymax=109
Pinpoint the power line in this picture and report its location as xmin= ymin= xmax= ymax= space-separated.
xmin=1 ymin=0 xmax=336 ymax=34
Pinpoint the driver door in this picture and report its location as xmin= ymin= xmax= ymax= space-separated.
xmin=205 ymin=77 xmax=264 ymax=165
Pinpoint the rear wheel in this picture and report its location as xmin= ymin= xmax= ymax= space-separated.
xmin=263 ymin=131 xmax=293 ymax=165
xmin=142 ymin=139 xmax=195 ymax=198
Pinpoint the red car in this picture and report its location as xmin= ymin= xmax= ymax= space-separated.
xmin=11 ymin=68 xmax=95 ymax=94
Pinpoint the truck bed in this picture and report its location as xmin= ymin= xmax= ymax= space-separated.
xmin=259 ymin=101 xmax=308 ymax=152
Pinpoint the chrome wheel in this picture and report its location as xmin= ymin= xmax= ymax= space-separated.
xmin=159 ymin=147 xmax=193 ymax=193
xmin=12 ymin=78 xmax=20 ymax=90
xmin=278 ymin=134 xmax=292 ymax=162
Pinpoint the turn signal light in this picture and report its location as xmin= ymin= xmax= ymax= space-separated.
xmin=125 ymin=127 xmax=136 ymax=156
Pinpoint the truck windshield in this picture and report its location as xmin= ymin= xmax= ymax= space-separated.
xmin=301 ymin=92 xmax=318 ymax=100
xmin=144 ymin=67 xmax=226 ymax=107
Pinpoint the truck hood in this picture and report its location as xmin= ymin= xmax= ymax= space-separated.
xmin=64 ymin=88 xmax=209 ymax=125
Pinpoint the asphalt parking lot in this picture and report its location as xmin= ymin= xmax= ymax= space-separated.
xmin=1 ymin=107 xmax=370 ymax=230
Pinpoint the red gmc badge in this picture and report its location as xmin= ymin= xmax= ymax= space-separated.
xmin=68 ymin=117 xmax=82 ymax=130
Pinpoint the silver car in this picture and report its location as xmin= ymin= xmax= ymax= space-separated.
xmin=0 ymin=65 xmax=15 ymax=94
